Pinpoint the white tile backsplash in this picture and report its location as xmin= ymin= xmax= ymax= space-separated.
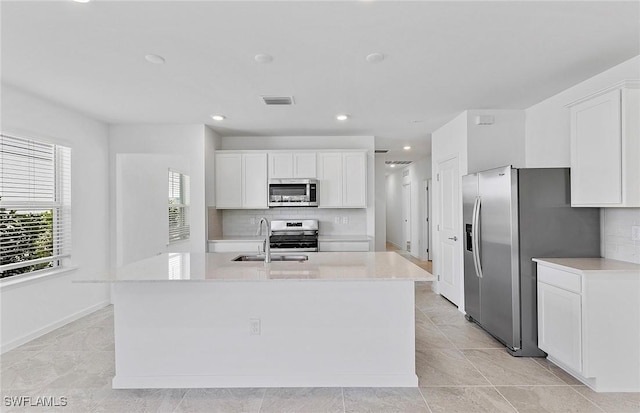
xmin=603 ymin=208 xmax=640 ymax=264
xmin=222 ymin=208 xmax=367 ymax=236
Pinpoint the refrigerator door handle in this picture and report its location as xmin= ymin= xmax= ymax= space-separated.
xmin=472 ymin=196 xmax=483 ymax=278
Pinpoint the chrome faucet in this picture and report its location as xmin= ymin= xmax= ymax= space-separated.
xmin=256 ymin=217 xmax=271 ymax=263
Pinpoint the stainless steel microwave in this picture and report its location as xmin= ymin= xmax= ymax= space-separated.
xmin=268 ymin=179 xmax=318 ymax=207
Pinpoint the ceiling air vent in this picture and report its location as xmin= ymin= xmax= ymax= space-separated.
xmin=261 ymin=96 xmax=295 ymax=105
xmin=385 ymin=160 xmax=412 ymax=165
xmin=375 ymin=149 xmax=389 ymax=154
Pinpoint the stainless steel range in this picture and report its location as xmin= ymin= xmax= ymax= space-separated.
xmin=269 ymin=219 xmax=319 ymax=252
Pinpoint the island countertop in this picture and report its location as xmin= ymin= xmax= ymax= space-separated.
xmin=77 ymin=252 xmax=434 ymax=283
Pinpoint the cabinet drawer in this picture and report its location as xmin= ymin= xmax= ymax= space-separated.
xmin=537 ymin=265 xmax=581 ymax=294
xmin=319 ymin=241 xmax=369 ymax=252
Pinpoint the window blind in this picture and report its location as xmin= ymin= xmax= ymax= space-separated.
xmin=0 ymin=134 xmax=71 ymax=278
xmin=168 ymin=170 xmax=190 ymax=243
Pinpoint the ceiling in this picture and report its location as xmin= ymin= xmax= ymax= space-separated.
xmin=2 ymin=1 xmax=639 ymax=162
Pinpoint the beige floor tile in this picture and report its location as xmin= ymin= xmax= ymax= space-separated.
xmin=437 ymin=324 xmax=503 ymax=350
xmin=463 ymin=349 xmax=565 ymax=386
xmin=343 ymin=387 xmax=429 ymax=413
xmin=416 ymin=310 xmax=454 ymax=350
xmin=420 ymin=386 xmax=516 ymax=413
xmin=45 ymin=351 xmax=115 ymax=390
xmin=573 ymin=386 xmax=640 ymax=413
xmin=496 ymin=385 xmax=603 ymax=413
xmin=260 ymin=387 xmax=343 ymax=413
xmin=93 ymin=390 xmax=185 ymax=413
xmin=420 ymin=306 xmax=467 ymax=326
xmin=532 ymin=358 xmax=583 ymax=386
xmin=416 ymin=348 xmax=490 ymax=386
xmin=174 ymin=388 xmax=264 ymax=413
xmin=0 ymin=350 xmax=41 ymax=371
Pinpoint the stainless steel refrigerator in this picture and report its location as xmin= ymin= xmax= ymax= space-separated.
xmin=463 ymin=166 xmax=600 ymax=357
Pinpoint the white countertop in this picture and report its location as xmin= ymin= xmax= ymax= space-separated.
xmin=533 ymin=257 xmax=640 ymax=274
xmin=77 ymin=252 xmax=434 ymax=283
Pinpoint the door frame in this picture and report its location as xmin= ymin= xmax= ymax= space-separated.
xmin=422 ymin=179 xmax=431 ymax=261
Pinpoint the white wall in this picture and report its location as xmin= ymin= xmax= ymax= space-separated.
xmin=385 ymin=157 xmax=432 ymax=259
xmin=1 ymin=84 xmax=111 ymax=352
xmin=466 ymin=110 xmax=526 ymax=173
xmin=109 ymin=124 xmax=215 ymax=263
xmin=374 ymin=155 xmax=387 ymax=251
xmin=115 ymin=154 xmax=190 ymax=266
xmin=525 ymin=55 xmax=640 ymax=264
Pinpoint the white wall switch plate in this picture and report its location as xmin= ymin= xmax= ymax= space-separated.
xmin=249 ymin=318 xmax=261 ymax=335
xmin=342 ymin=216 xmax=349 ymax=224
xmin=334 ymin=216 xmax=341 ymax=224
xmin=249 ymin=217 xmax=256 ymax=225
xmin=632 ymin=225 xmax=640 ymax=241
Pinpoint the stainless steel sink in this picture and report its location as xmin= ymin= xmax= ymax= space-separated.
xmin=232 ymin=254 xmax=308 ymax=262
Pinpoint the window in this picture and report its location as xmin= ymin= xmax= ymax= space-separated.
xmin=168 ymin=169 xmax=190 ymax=243
xmin=0 ymin=134 xmax=71 ymax=279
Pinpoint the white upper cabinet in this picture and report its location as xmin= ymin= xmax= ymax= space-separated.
xmin=242 ymin=153 xmax=268 ymax=209
xmin=317 ymin=151 xmax=367 ymax=208
xmin=317 ymin=152 xmax=343 ymax=207
xmin=215 ymin=152 xmax=267 ymax=209
xmin=268 ymin=152 xmax=317 ymax=179
xmin=293 ymin=152 xmax=317 ymax=178
xmin=343 ymin=152 xmax=367 ymax=207
xmin=568 ymin=81 xmax=640 ymax=207
xmin=215 ymin=153 xmax=242 ymax=208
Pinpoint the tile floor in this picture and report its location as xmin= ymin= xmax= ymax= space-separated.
xmin=2 ymin=270 xmax=639 ymax=411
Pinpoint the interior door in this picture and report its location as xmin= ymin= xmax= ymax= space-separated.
xmin=436 ymin=157 xmax=460 ymax=305
xmin=403 ymin=183 xmax=411 ymax=251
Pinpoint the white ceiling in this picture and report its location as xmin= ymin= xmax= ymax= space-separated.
xmin=2 ymin=1 xmax=638 ymax=162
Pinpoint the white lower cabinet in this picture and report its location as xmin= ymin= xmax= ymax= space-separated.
xmin=534 ymin=258 xmax=640 ymax=392
xmin=208 ymin=240 xmax=262 ymax=253
xmin=537 ymin=278 xmax=582 ymax=373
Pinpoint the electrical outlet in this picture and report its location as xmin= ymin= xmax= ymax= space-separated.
xmin=632 ymin=225 xmax=640 ymax=241
xmin=249 ymin=318 xmax=261 ymax=336
xmin=249 ymin=217 xmax=256 ymax=225
xmin=334 ymin=216 xmax=341 ymax=224
xmin=342 ymin=216 xmax=349 ymax=224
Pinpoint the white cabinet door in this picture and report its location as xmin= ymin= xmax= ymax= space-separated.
xmin=571 ymin=89 xmax=622 ymax=206
xmin=537 ymin=281 xmax=582 ymax=373
xmin=268 ymin=153 xmax=293 ymax=179
xmin=293 ymin=152 xmax=317 ymax=178
xmin=242 ymin=153 xmax=268 ymax=209
xmin=343 ymin=152 xmax=366 ymax=208
xmin=215 ymin=153 xmax=242 ymax=208
xmin=317 ymin=152 xmax=343 ymax=208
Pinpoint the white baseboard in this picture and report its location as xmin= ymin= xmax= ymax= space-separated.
xmin=113 ymin=373 xmax=419 ymax=389
xmin=0 ymin=300 xmax=111 ymax=354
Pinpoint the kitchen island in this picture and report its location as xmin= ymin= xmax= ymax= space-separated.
xmin=78 ymin=252 xmax=433 ymax=389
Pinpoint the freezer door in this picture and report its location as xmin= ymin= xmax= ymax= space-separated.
xmin=478 ymin=166 xmax=520 ymax=350
xmin=462 ymin=174 xmax=480 ymax=321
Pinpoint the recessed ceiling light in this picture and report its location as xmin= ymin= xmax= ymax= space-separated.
xmin=403 ymin=146 xmax=411 ymax=150
xmin=145 ymin=54 xmax=165 ymax=64
xmin=336 ymin=114 xmax=349 ymax=121
xmin=73 ymin=0 xmax=91 ymax=3
xmin=366 ymin=52 xmax=385 ymax=63
xmin=254 ymin=53 xmax=273 ymax=64
xmin=211 ymin=115 xmax=226 ymax=121
xmin=390 ymin=164 xmax=396 ymax=168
